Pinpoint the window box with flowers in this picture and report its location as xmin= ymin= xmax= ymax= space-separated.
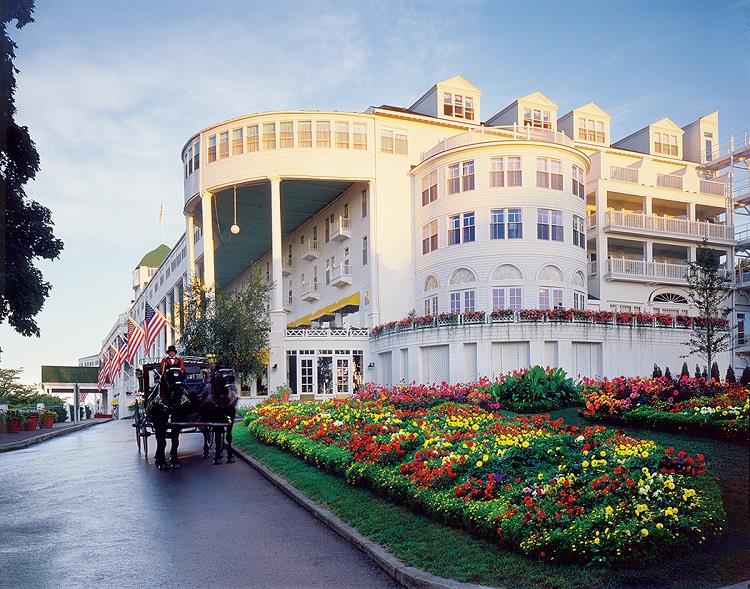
xmin=414 ymin=315 xmax=435 ymax=328
xmin=676 ymin=315 xmax=693 ymax=328
xmin=490 ymin=308 xmax=514 ymax=322
xmin=519 ymin=309 xmax=545 ymax=322
xmin=396 ymin=317 xmax=414 ymax=332
xmin=654 ymin=313 xmax=674 ymax=327
xmin=437 ymin=312 xmax=459 ymax=326
xmin=572 ymin=309 xmax=594 ymax=323
xmin=462 ymin=310 xmax=485 ymax=324
xmin=546 ymin=307 xmax=574 ymax=322
xmin=616 ymin=312 xmax=635 ymax=326
xmin=592 ymin=310 xmax=615 ymax=325
xmin=634 ymin=312 xmax=655 ymax=327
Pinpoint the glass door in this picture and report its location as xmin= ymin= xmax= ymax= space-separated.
xmin=335 ymin=357 xmax=350 ymax=395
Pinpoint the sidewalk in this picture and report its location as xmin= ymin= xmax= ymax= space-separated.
xmin=0 ymin=418 xmax=114 ymax=452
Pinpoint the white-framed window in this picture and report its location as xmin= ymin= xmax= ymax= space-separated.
xmin=343 ymin=203 xmax=349 ymax=219
xmin=298 ymin=120 xmax=312 ymax=147
xmin=462 ymin=160 xmax=475 ymax=191
xmin=572 ymin=215 xmax=586 ymax=248
xmin=492 ymin=286 xmax=523 ymax=311
xmin=465 ymin=96 xmax=475 ymax=120
xmin=738 ymin=312 xmax=746 ymax=345
xmin=537 ymin=209 xmax=564 ymax=241
xmin=454 ymin=94 xmax=463 ymax=117
xmin=394 ymin=129 xmax=408 ymax=154
xmin=448 ymin=212 xmax=475 ymax=245
xmin=219 ymin=131 xmax=229 ymax=159
xmin=422 ymin=220 xmax=438 ymax=254
xmin=507 ymin=156 xmax=522 ymax=186
xmin=443 ymin=92 xmax=453 ymax=116
xmin=316 ymin=121 xmax=331 ymax=148
xmin=596 ymin=121 xmax=605 ymax=143
xmin=335 ymin=121 xmax=350 ymax=148
xmin=490 ymin=208 xmax=523 ymax=240
xmin=524 ymin=107 xmax=551 ymax=129
xmin=424 ymin=295 xmax=438 ymax=316
xmin=325 ymin=217 xmax=330 ymax=242
xmin=192 ymin=140 xmax=200 ymax=170
xmin=287 ymin=280 xmax=293 ymax=306
xmin=489 ymin=158 xmax=505 ymax=187
xmin=551 ymin=159 xmax=563 ymax=190
xmin=536 ymin=157 xmax=549 ymax=188
xmin=361 ymin=190 xmax=368 ymax=218
xmin=380 ymin=127 xmax=394 ymax=153
xmin=447 ymin=164 xmax=460 ymax=194
xmin=537 ymin=158 xmax=562 ymax=189
xmin=574 ymin=291 xmax=586 ymax=310
xmin=353 ymin=122 xmax=367 ymax=150
xmin=450 ymin=290 xmax=475 ymax=313
xmin=300 ymin=358 xmax=314 ymax=393
xmin=539 ymin=287 xmax=563 ymax=309
xmin=280 ymin=121 xmax=294 ymax=148
xmin=232 ymin=128 xmax=243 ymax=156
xmin=572 ymin=165 xmax=585 ymax=198
xmin=362 ymin=236 xmax=368 ymax=265
xmin=654 ymin=131 xmax=678 ymax=156
xmin=421 ymin=170 xmax=438 ymax=206
xmin=246 ymin=125 xmax=259 ymax=152
xmin=262 ymin=123 xmax=276 ymax=150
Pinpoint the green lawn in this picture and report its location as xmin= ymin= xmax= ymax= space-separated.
xmin=232 ymin=409 xmax=750 ymax=589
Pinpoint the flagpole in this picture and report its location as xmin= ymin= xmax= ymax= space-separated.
xmin=159 ymin=200 xmax=165 ymax=245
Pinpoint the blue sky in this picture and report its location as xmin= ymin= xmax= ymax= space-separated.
xmin=2 ymin=0 xmax=748 ymax=383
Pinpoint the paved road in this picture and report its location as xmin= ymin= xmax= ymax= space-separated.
xmin=0 ymin=420 xmax=400 ymax=589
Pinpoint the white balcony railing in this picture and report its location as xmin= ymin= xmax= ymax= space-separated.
xmin=587 ymin=213 xmax=597 ymax=229
xmin=301 ymin=239 xmax=319 ymax=261
xmin=610 ymin=166 xmax=639 ymax=183
xmin=737 ymin=269 xmax=750 ymax=287
xmin=331 ymin=216 xmax=351 ymax=241
xmin=700 ymin=179 xmax=726 ymax=196
xmin=588 ymin=260 xmax=598 ymax=276
xmin=606 ymin=258 xmax=690 ymax=282
xmin=656 ymin=173 xmax=683 ymax=190
xmin=301 ymin=281 xmax=320 ymax=301
xmin=421 ymin=125 xmax=574 ymax=162
xmin=330 ymin=262 xmax=352 ymax=287
xmin=286 ymin=327 xmax=369 ymax=338
xmin=603 ymin=211 xmax=733 ymax=241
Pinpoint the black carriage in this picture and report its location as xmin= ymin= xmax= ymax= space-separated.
xmin=132 ymin=356 xmax=232 ymax=461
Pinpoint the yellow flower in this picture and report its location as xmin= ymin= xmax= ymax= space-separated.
xmin=582 ymin=460 xmax=589 ymax=468
xmin=593 ymin=537 xmax=600 ymax=545
xmin=605 ymin=506 xmax=614 ymax=517
xmin=640 ymin=528 xmax=649 ymax=537
xmin=476 ymin=460 xmax=483 ymax=468
xmin=521 ymin=440 xmax=530 ymax=448
xmin=641 ymin=451 xmax=649 ymax=459
xmin=483 ymin=454 xmax=489 ymax=461
xmin=656 ymin=523 xmax=664 ymax=529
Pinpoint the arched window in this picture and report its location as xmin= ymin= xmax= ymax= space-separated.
xmin=652 ymin=292 xmax=688 ymax=304
xmin=573 ymin=270 xmax=585 ymax=288
xmin=424 ymin=275 xmax=439 ymax=291
xmin=490 ymin=264 xmax=523 ymax=281
xmin=537 ymin=264 xmax=564 ymax=283
xmin=449 ymin=268 xmax=477 ymax=286
xmin=448 ymin=268 xmax=477 ymax=314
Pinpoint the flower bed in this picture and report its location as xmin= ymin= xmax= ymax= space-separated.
xmin=246 ymin=398 xmax=725 ymax=565
xmin=580 ymin=376 xmax=749 ymax=441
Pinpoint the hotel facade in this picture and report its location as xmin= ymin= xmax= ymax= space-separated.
xmin=98 ymin=76 xmax=750 ymax=408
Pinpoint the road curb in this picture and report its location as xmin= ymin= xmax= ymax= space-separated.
xmin=232 ymin=445 xmax=499 ymax=589
xmin=0 ymin=419 xmax=114 ymax=453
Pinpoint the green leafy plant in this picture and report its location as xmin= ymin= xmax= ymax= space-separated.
xmin=483 ymin=366 xmax=582 ymax=412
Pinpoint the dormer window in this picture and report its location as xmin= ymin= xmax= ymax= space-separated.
xmin=524 ymin=107 xmax=552 ymax=129
xmin=442 ymin=92 xmax=475 ymax=120
xmin=654 ymin=132 xmax=678 ymax=156
xmin=578 ymin=118 xmax=606 ymax=144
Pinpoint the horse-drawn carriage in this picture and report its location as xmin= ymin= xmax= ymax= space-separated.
xmin=132 ymin=356 xmax=239 ymax=470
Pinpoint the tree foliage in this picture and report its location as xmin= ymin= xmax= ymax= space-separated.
xmin=180 ymin=269 xmax=271 ymax=382
xmin=684 ymin=238 xmax=731 ymax=369
xmin=1 ymin=1 xmax=63 ymax=348
xmin=0 ymin=366 xmax=62 ymax=406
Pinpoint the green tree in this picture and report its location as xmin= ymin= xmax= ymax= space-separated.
xmin=180 ymin=269 xmax=271 ymax=383
xmin=1 ymin=1 xmax=63 ymax=350
xmin=684 ymin=238 xmax=732 ymax=370
xmin=0 ymin=367 xmax=63 ymax=406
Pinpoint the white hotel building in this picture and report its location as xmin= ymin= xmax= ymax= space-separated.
xmin=99 ymin=76 xmax=749 ymax=406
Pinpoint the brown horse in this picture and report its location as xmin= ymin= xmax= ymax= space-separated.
xmin=194 ymin=368 xmax=239 ymax=464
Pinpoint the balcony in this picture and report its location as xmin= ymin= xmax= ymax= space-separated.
xmin=601 ymin=211 xmax=734 ymax=242
xmin=700 ymin=179 xmax=725 ymax=196
xmin=610 ymin=166 xmax=639 ymax=183
xmin=330 ymin=216 xmax=351 ymax=241
xmin=301 ymin=240 xmax=319 ymax=261
xmin=605 ymin=258 xmax=690 ymax=284
xmin=737 ymin=268 xmax=750 ymax=288
xmin=737 ymin=224 xmax=750 ymax=249
xmin=656 ymin=173 xmax=683 ymax=190
xmin=283 ymin=300 xmax=294 ymax=313
xmin=301 ymin=281 xmax=320 ymax=302
xmin=588 ymin=260 xmax=598 ymax=276
xmin=283 ymin=258 xmax=293 ymax=276
xmin=330 ymin=262 xmax=352 ymax=287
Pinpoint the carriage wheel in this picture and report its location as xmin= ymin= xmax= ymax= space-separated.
xmin=133 ymin=401 xmax=142 ymax=453
xmin=143 ymin=427 xmax=149 ymax=460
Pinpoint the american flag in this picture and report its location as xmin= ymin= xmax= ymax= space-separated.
xmin=79 ymin=390 xmax=89 ymax=404
xmin=114 ymin=335 xmax=128 ymax=377
xmin=97 ymin=354 xmax=106 ymax=390
xmin=104 ymin=344 xmax=117 ymax=384
xmin=144 ymin=302 xmax=167 ymax=355
xmin=126 ymin=317 xmax=145 ymax=365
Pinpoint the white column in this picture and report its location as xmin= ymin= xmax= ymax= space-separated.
xmin=186 ymin=214 xmax=196 ymax=283
xmin=367 ymin=180 xmax=380 ymax=327
xmin=165 ymin=295 xmax=174 ymax=347
xmin=200 ymin=191 xmax=216 ymax=290
xmin=268 ymin=177 xmax=287 ymax=392
xmin=172 ymin=284 xmax=181 ymax=339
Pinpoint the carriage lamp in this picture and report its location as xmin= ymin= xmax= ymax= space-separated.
xmin=368 ymin=362 xmax=375 ymax=369
xmin=230 ymin=186 xmax=241 ymax=234
xmin=207 ymin=352 xmax=217 ymax=365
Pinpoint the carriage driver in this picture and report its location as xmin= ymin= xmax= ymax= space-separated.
xmin=160 ymin=345 xmax=185 ymax=374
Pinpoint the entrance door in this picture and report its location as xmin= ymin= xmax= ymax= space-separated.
xmin=335 ymin=357 xmax=350 ymax=395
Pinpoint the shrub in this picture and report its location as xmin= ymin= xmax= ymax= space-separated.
xmin=680 ymin=362 xmax=690 ymax=378
xmin=741 ymin=367 xmax=750 ymax=387
xmin=483 ymin=366 xmax=581 ymax=413
xmin=710 ymin=362 xmax=721 ymax=382
xmin=664 ymin=366 xmax=673 ymax=381
xmin=726 ymin=366 xmax=736 ymax=384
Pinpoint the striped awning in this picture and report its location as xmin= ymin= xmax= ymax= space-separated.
xmin=287 ymin=291 xmax=360 ymax=328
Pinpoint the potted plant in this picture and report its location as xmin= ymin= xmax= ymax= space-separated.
xmin=39 ymin=410 xmax=56 ymax=429
xmin=24 ymin=410 xmax=40 ymax=431
xmin=3 ymin=409 xmax=23 ymax=433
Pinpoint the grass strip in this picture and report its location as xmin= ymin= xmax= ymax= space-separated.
xmin=232 ymin=423 xmax=749 ymax=589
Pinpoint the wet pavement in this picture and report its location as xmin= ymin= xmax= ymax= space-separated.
xmin=0 ymin=420 xmax=400 ymax=589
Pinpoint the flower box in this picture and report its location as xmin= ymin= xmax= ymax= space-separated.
xmin=437 ymin=312 xmax=459 ymax=326
xmin=461 ymin=311 xmax=485 ymax=324
xmin=519 ymin=309 xmax=545 ymax=322
xmin=490 ymin=309 xmax=514 ymax=322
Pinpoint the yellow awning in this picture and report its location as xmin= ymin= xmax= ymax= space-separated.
xmin=287 ymin=291 xmax=360 ymax=327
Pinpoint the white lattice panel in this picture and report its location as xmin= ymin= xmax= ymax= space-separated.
xmin=572 ymin=342 xmax=602 ymax=378
xmin=491 ymin=342 xmax=530 ymax=375
xmin=544 ymin=341 xmax=558 ymax=368
xmin=422 ymin=345 xmax=450 ymax=384
xmin=379 ymin=351 xmax=393 ymax=386
xmin=464 ymin=343 xmax=478 ymax=381
xmin=400 ymin=348 xmax=409 ymax=382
